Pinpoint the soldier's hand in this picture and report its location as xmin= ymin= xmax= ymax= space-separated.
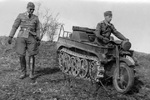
xmin=8 ymin=36 xmax=13 ymax=44
xmin=35 ymin=37 xmax=41 ymax=46
xmin=37 ymin=40 xmax=40 ymax=46
xmin=103 ymin=37 xmax=110 ymax=43
xmin=125 ymin=38 xmax=129 ymax=42
xmin=36 ymin=38 xmax=41 ymax=46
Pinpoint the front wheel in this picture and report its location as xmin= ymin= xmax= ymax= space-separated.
xmin=113 ymin=62 xmax=134 ymax=93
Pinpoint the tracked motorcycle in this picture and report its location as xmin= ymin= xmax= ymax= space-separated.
xmin=57 ymin=26 xmax=136 ymax=93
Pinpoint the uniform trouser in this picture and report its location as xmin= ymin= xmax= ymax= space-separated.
xmin=94 ymin=37 xmax=114 ymax=55
xmin=16 ymin=35 xmax=38 ymax=75
xmin=94 ymin=37 xmax=106 ymax=46
xmin=28 ymin=56 xmax=35 ymax=77
xmin=95 ymin=36 xmax=114 ymax=46
xmin=19 ymin=56 xmax=26 ymax=74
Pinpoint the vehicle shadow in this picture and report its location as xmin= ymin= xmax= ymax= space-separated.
xmin=92 ymin=76 xmax=144 ymax=97
xmin=33 ymin=67 xmax=61 ymax=80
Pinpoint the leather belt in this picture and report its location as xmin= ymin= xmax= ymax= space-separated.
xmin=20 ymin=27 xmax=35 ymax=32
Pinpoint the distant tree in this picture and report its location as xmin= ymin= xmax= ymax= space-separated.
xmin=35 ymin=3 xmax=63 ymax=41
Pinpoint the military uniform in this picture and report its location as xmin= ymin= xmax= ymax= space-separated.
xmin=95 ymin=11 xmax=127 ymax=45
xmin=8 ymin=2 xmax=40 ymax=80
xmin=9 ymin=12 xmax=40 ymax=55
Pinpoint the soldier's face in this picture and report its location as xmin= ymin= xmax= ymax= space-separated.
xmin=105 ymin=16 xmax=112 ymax=23
xmin=27 ymin=7 xmax=35 ymax=14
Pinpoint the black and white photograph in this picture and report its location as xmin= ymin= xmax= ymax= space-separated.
xmin=0 ymin=0 xmax=150 ymax=99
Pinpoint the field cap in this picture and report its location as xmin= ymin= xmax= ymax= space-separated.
xmin=104 ymin=11 xmax=112 ymax=17
xmin=27 ymin=2 xmax=35 ymax=9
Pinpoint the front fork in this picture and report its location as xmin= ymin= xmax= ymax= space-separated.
xmin=115 ymin=46 xmax=120 ymax=76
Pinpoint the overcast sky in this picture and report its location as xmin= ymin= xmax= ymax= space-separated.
xmin=0 ymin=0 xmax=150 ymax=53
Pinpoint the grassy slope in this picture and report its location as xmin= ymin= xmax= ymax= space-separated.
xmin=0 ymin=36 xmax=150 ymax=100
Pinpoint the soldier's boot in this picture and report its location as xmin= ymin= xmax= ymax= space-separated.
xmin=29 ymin=56 xmax=35 ymax=79
xmin=19 ymin=56 xmax=27 ymax=79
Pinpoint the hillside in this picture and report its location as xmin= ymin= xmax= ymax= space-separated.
xmin=0 ymin=36 xmax=150 ymax=100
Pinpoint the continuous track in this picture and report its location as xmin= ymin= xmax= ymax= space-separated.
xmin=58 ymin=48 xmax=105 ymax=82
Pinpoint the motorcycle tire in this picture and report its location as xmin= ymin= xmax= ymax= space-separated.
xmin=113 ymin=62 xmax=134 ymax=93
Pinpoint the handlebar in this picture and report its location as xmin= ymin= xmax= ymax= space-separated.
xmin=108 ymin=40 xmax=131 ymax=51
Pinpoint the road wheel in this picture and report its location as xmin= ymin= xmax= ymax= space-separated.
xmin=89 ymin=60 xmax=98 ymax=81
xmin=63 ymin=53 xmax=71 ymax=73
xmin=58 ymin=51 xmax=63 ymax=70
xmin=79 ymin=59 xmax=88 ymax=78
xmin=113 ymin=62 xmax=134 ymax=93
xmin=71 ymin=57 xmax=80 ymax=77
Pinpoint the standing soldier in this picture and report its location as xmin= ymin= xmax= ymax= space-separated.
xmin=8 ymin=2 xmax=41 ymax=80
xmin=94 ymin=11 xmax=129 ymax=45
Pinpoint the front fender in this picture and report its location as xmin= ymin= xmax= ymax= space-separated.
xmin=120 ymin=57 xmax=135 ymax=67
xmin=106 ymin=57 xmax=135 ymax=77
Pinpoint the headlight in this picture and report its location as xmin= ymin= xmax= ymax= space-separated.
xmin=121 ymin=41 xmax=131 ymax=51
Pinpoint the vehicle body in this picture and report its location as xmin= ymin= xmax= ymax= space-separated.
xmin=57 ymin=25 xmax=136 ymax=93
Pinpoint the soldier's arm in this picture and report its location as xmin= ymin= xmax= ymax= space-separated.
xmin=9 ymin=14 xmax=21 ymax=38
xmin=111 ymin=24 xmax=128 ymax=40
xmin=95 ymin=23 xmax=105 ymax=39
xmin=35 ymin=16 xmax=41 ymax=40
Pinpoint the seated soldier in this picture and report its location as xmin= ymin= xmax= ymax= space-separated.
xmin=94 ymin=11 xmax=129 ymax=46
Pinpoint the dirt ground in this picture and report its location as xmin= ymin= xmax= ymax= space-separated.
xmin=0 ymin=37 xmax=150 ymax=100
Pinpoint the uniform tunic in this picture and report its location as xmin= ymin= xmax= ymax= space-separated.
xmin=9 ymin=12 xmax=40 ymax=56
xmin=95 ymin=20 xmax=127 ymax=43
xmin=9 ymin=12 xmax=40 ymax=38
